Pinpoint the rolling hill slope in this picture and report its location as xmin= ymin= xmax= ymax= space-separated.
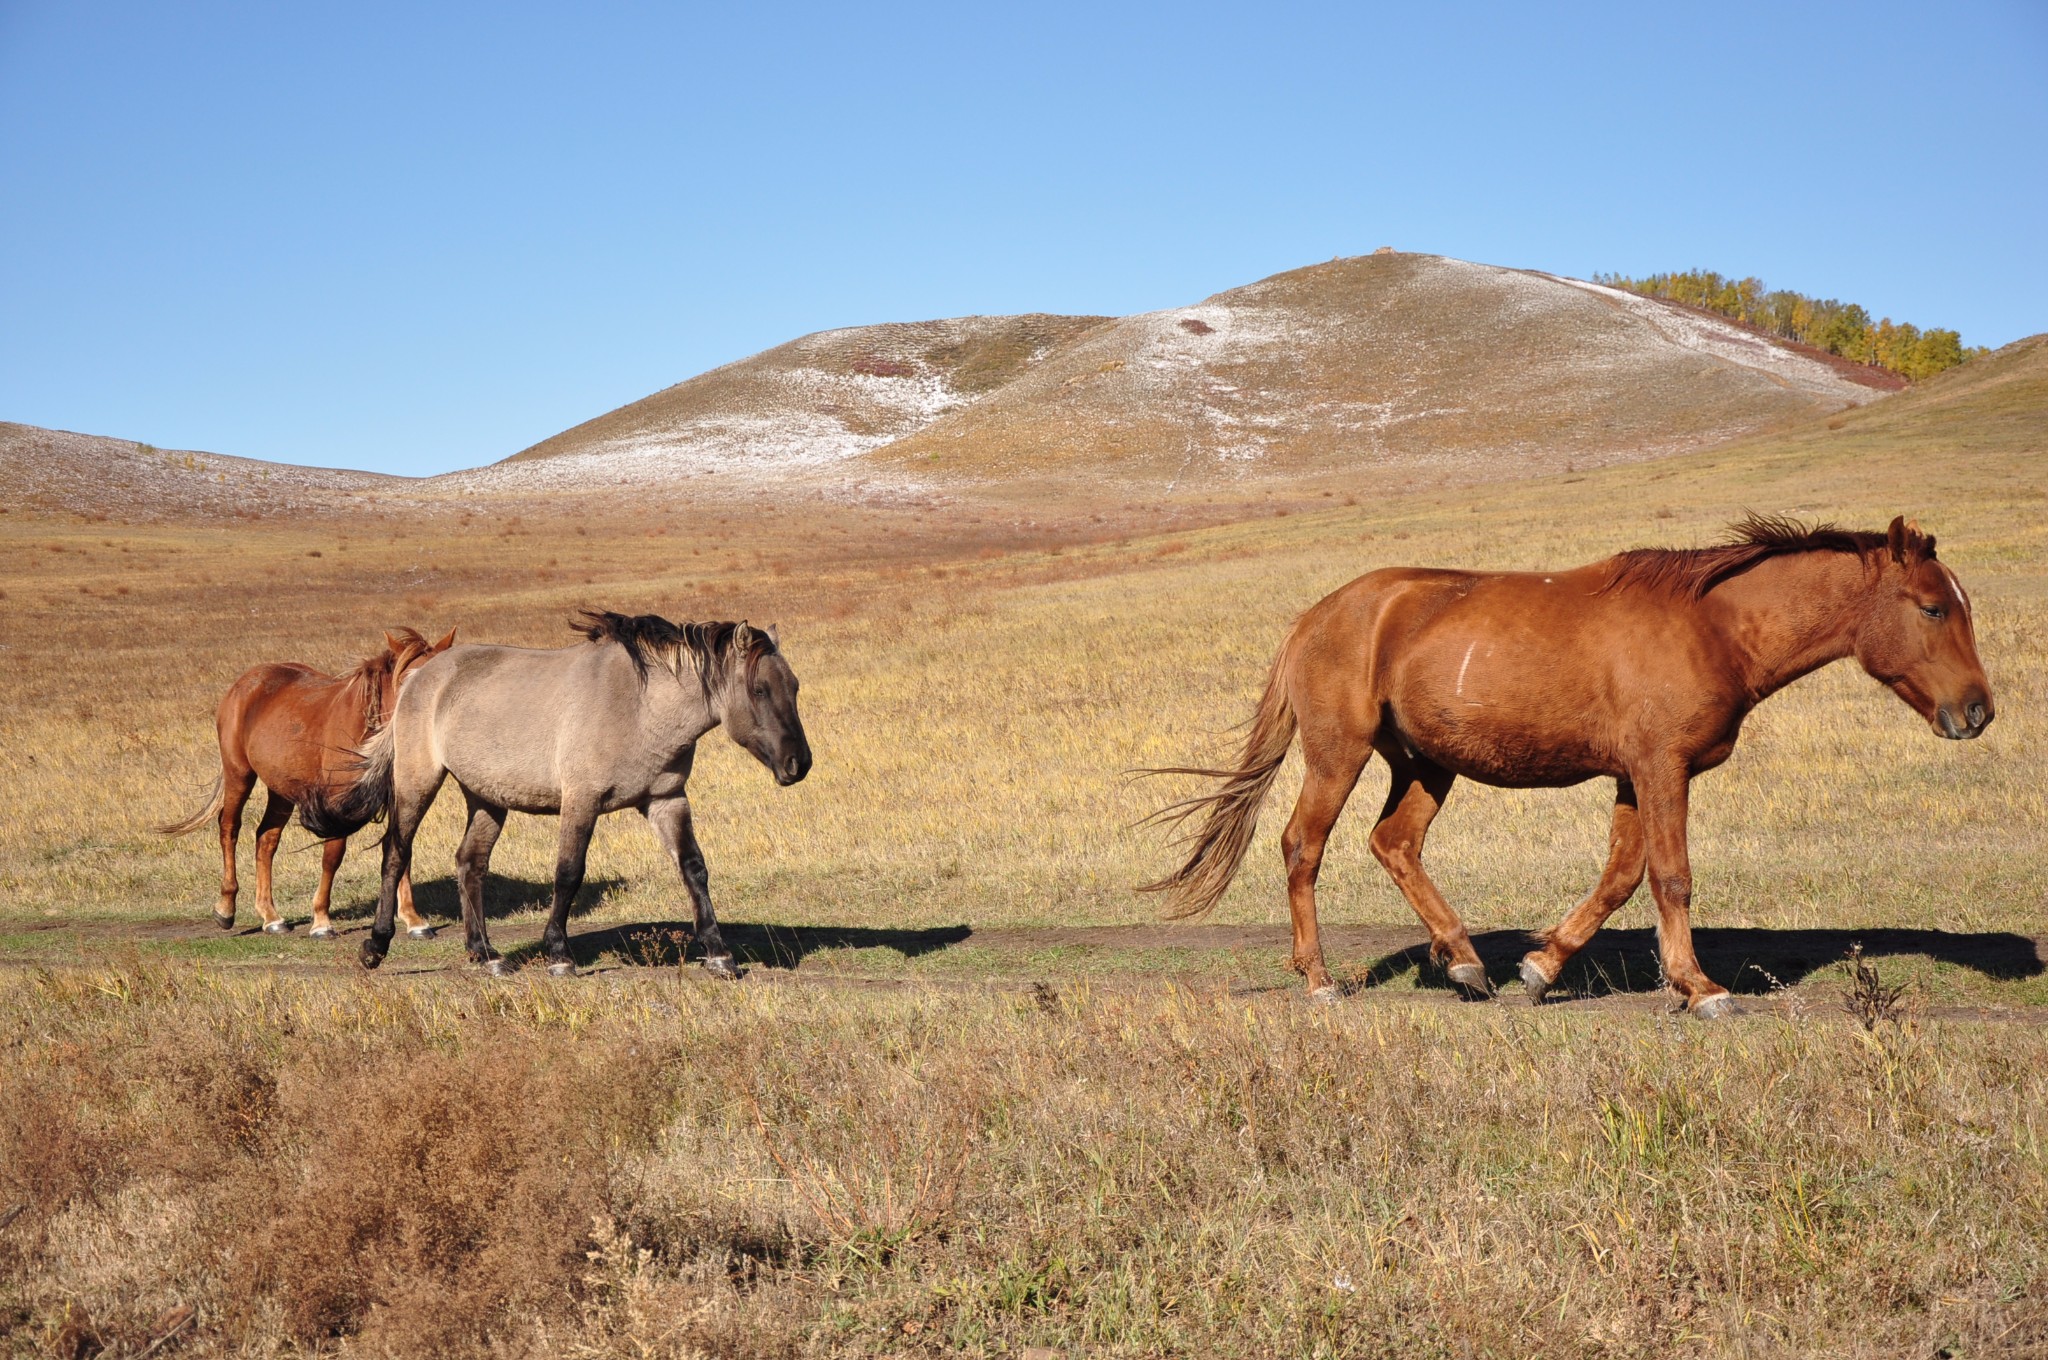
xmin=472 ymin=252 xmax=1885 ymax=497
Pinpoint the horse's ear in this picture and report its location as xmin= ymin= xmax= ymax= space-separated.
xmin=766 ymin=622 xmax=780 ymax=647
xmin=734 ymin=621 xmax=757 ymax=651
xmin=433 ymin=627 xmax=457 ymax=653
xmin=384 ymin=630 xmax=408 ymax=658
xmin=1890 ymin=517 xmax=1934 ymax=566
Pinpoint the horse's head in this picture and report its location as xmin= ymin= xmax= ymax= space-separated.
xmin=363 ymin=627 xmax=457 ymax=730
xmin=1855 ymin=518 xmax=1994 ymax=740
xmin=716 ymin=622 xmax=812 ymax=785
xmin=386 ymin=627 xmax=458 ymax=681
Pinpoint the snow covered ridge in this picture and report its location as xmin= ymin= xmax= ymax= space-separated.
xmin=1544 ymin=273 xmax=1879 ymax=405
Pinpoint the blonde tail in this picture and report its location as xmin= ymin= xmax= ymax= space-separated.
xmin=156 ymin=773 xmax=225 ymax=837
xmin=1136 ymin=630 xmax=1301 ymax=919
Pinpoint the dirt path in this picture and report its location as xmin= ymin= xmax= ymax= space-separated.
xmin=11 ymin=915 xmax=2044 ymax=1022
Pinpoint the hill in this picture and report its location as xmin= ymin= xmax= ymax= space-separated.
xmin=0 ymin=420 xmax=401 ymax=522
xmin=471 ymin=252 xmax=1885 ymax=498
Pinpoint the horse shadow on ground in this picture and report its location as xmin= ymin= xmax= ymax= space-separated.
xmin=323 ymin=872 xmax=630 ymax=926
xmin=319 ymin=871 xmax=969 ymax=971
xmin=1353 ymin=926 xmax=2045 ymax=1000
xmin=507 ymin=919 xmax=974 ymax=974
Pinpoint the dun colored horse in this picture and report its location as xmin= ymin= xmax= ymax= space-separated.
xmin=1142 ymin=517 xmax=1994 ymax=1016
xmin=160 ymin=627 xmax=457 ymax=936
xmin=307 ymin=611 xmax=811 ymax=977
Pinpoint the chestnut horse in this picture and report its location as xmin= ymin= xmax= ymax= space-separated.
xmin=160 ymin=627 xmax=456 ymax=936
xmin=1142 ymin=517 xmax=1994 ymax=1016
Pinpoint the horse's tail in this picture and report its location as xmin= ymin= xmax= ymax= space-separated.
xmin=155 ymin=773 xmax=224 ymax=837
xmin=1136 ymin=624 xmax=1303 ymax=920
xmin=297 ymin=724 xmax=396 ymax=840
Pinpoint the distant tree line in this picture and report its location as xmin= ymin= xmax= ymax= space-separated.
xmin=1593 ymin=269 xmax=1986 ymax=380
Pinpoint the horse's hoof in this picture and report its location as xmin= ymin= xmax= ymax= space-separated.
xmin=407 ymin=926 xmax=438 ymax=941
xmin=703 ymin=954 xmax=739 ymax=981
xmin=1692 ymin=993 xmax=1739 ymax=1020
xmin=547 ymin=961 xmax=577 ymax=978
xmin=1447 ymin=962 xmax=1490 ymax=996
xmin=262 ymin=919 xmax=291 ymax=935
xmin=308 ymin=925 xmax=336 ymax=940
xmin=1519 ymin=957 xmax=1554 ymax=1002
xmin=1307 ymin=984 xmax=1342 ymax=1005
xmin=212 ymin=912 xmax=235 ymax=931
xmin=359 ymin=946 xmax=385 ymax=971
xmin=482 ymin=958 xmax=510 ymax=978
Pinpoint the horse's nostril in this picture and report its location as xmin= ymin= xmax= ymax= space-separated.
xmin=1968 ymin=702 xmax=1987 ymax=729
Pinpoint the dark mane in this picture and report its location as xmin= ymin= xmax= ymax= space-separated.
xmin=570 ymin=609 xmax=776 ymax=686
xmin=337 ymin=627 xmax=426 ymax=732
xmin=1603 ymin=514 xmax=1890 ymax=599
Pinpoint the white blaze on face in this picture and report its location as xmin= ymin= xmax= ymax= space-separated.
xmin=1938 ymin=563 xmax=1973 ymax=623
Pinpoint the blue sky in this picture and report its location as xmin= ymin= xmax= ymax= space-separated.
xmin=2 ymin=1 xmax=2043 ymax=476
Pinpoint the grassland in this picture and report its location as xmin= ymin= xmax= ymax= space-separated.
xmin=1 ymin=336 xmax=2044 ymax=1355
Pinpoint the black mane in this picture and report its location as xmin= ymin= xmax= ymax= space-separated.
xmin=570 ymin=609 xmax=774 ymax=684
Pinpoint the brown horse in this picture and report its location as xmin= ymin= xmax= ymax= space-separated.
xmin=160 ymin=627 xmax=456 ymax=936
xmin=1142 ymin=516 xmax=1994 ymax=1016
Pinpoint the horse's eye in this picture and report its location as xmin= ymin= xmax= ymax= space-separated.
xmin=1920 ymin=604 xmax=1945 ymax=620
xmin=753 ymin=686 xmax=769 ymax=699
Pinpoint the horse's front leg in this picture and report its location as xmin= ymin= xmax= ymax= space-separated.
xmin=644 ymin=796 xmax=736 ymax=979
xmin=1635 ymin=769 xmax=1734 ymax=1018
xmin=541 ymin=800 xmax=599 ymax=978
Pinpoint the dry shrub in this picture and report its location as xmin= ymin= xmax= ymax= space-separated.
xmin=237 ymin=1033 xmax=659 ymax=1353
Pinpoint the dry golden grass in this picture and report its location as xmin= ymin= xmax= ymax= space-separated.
xmin=1 ymin=336 xmax=2045 ymax=1354
xmin=3 ymin=959 xmax=2045 ymax=1358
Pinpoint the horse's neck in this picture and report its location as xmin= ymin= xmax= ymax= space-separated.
xmin=646 ymin=674 xmax=719 ymax=748
xmin=1707 ymin=551 xmax=1877 ymax=701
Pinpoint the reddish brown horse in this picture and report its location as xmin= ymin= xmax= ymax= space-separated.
xmin=1142 ymin=517 xmax=1994 ymax=1016
xmin=160 ymin=627 xmax=456 ymax=936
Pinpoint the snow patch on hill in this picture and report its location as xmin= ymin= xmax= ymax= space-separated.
xmin=1545 ymin=274 xmax=1878 ymax=404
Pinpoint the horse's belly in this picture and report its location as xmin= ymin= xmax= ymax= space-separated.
xmin=1394 ymin=700 xmax=1616 ymax=788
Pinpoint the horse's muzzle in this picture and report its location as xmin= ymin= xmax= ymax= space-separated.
xmin=1937 ymin=698 xmax=1993 ymax=740
xmin=776 ymin=749 xmax=813 ymax=785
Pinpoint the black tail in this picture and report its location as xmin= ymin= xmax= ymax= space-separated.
xmin=297 ymin=725 xmax=396 ymax=839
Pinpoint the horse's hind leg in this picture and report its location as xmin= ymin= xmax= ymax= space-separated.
xmin=1520 ymin=781 xmax=1645 ymax=1001
xmin=540 ymin=799 xmax=600 ymax=978
xmin=1369 ymin=754 xmax=1487 ymax=995
xmin=250 ymin=791 xmax=294 ymax=934
xmin=455 ymin=791 xmax=506 ymax=973
xmin=213 ymin=767 xmax=256 ymax=929
xmin=309 ymin=838 xmax=346 ymax=938
xmin=645 ymin=795 xmax=737 ymax=980
xmin=1278 ymin=742 xmax=1373 ymax=1000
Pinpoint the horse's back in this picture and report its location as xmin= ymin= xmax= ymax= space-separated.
xmin=397 ymin=642 xmax=644 ymax=813
xmin=219 ymin=661 xmax=354 ymax=794
xmin=1301 ymin=561 xmax=1723 ymax=786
